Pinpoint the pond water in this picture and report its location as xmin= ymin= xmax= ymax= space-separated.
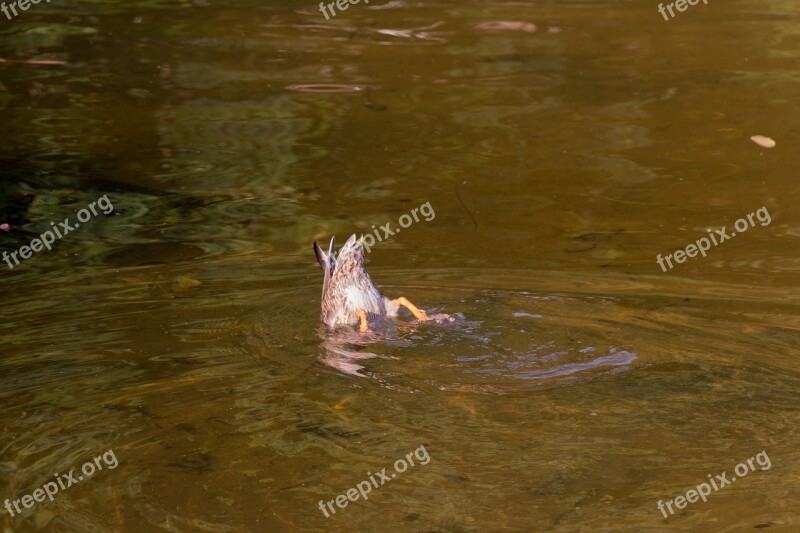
xmin=1 ymin=0 xmax=798 ymax=531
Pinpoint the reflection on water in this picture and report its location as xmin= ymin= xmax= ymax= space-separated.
xmin=318 ymin=286 xmax=640 ymax=392
xmin=1 ymin=0 xmax=800 ymax=531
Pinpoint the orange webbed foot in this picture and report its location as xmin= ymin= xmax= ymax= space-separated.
xmin=356 ymin=309 xmax=370 ymax=334
xmin=395 ymin=296 xmax=431 ymax=321
xmin=395 ymin=297 xmax=455 ymax=323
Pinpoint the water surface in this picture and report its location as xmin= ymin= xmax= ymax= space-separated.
xmin=1 ymin=0 xmax=799 ymax=531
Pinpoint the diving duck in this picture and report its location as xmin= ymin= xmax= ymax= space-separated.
xmin=313 ymin=234 xmax=444 ymax=332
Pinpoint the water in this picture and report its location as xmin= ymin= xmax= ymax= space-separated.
xmin=1 ymin=0 xmax=798 ymax=531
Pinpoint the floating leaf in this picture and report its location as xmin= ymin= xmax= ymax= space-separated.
xmin=475 ymin=21 xmax=537 ymax=33
xmin=751 ymin=134 xmax=776 ymax=148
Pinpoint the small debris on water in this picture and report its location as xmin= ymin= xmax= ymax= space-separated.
xmin=475 ymin=21 xmax=537 ymax=32
xmin=750 ymin=135 xmax=776 ymax=148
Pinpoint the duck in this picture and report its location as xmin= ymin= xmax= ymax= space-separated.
xmin=313 ymin=234 xmax=443 ymax=332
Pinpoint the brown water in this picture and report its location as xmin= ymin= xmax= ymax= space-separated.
xmin=1 ymin=0 xmax=799 ymax=531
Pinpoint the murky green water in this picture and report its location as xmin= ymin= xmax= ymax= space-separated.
xmin=1 ymin=0 xmax=799 ymax=531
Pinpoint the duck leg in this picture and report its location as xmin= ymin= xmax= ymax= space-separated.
xmin=356 ymin=309 xmax=370 ymax=333
xmin=394 ymin=296 xmax=429 ymax=321
xmin=394 ymin=296 xmax=455 ymax=323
